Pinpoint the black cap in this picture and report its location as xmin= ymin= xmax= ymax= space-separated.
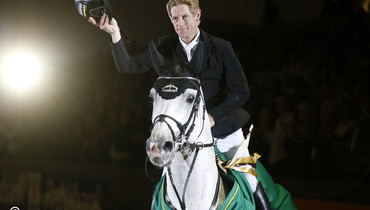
xmin=75 ymin=0 xmax=113 ymax=22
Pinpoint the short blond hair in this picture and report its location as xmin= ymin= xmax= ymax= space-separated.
xmin=166 ymin=0 xmax=200 ymax=18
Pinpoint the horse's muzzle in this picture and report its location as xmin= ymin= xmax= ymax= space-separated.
xmin=146 ymin=138 xmax=175 ymax=166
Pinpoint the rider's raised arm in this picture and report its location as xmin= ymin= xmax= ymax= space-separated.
xmin=110 ymin=42 xmax=153 ymax=74
xmin=88 ymin=13 xmax=153 ymax=74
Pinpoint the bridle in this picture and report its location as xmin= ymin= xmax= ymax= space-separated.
xmin=149 ymin=76 xmax=218 ymax=210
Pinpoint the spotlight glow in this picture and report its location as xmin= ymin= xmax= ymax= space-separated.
xmin=1 ymin=50 xmax=43 ymax=93
xmin=363 ymin=0 xmax=370 ymax=13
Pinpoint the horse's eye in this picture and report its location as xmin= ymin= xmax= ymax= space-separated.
xmin=149 ymin=95 xmax=154 ymax=103
xmin=186 ymin=96 xmax=195 ymax=103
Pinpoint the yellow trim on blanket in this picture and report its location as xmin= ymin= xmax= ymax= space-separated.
xmin=161 ymin=179 xmax=166 ymax=210
xmin=224 ymin=182 xmax=239 ymax=210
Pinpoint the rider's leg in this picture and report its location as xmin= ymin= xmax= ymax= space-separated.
xmin=215 ymin=129 xmax=271 ymax=210
xmin=214 ymin=128 xmax=258 ymax=192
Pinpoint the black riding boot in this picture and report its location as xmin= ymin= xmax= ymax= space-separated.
xmin=253 ymin=182 xmax=271 ymax=210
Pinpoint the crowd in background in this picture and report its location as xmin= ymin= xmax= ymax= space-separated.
xmin=242 ymin=0 xmax=370 ymax=181
xmin=0 ymin=0 xmax=369 ymax=183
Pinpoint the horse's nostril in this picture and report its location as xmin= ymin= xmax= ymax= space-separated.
xmin=163 ymin=141 xmax=174 ymax=152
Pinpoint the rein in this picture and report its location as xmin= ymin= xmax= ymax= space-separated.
xmin=155 ymin=103 xmax=215 ymax=209
xmin=160 ymin=99 xmax=215 ymax=210
xmin=167 ymin=145 xmax=219 ymax=210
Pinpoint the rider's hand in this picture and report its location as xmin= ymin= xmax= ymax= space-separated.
xmin=208 ymin=114 xmax=215 ymax=127
xmin=88 ymin=13 xmax=121 ymax=43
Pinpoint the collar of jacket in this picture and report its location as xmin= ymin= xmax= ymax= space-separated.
xmin=174 ymin=29 xmax=212 ymax=75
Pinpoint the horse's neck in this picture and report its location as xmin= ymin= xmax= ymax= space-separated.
xmin=166 ymin=132 xmax=220 ymax=209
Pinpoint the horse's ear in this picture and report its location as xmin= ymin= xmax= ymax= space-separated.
xmin=149 ymin=41 xmax=165 ymax=75
xmin=188 ymin=42 xmax=203 ymax=77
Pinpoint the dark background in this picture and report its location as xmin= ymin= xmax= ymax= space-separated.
xmin=0 ymin=0 xmax=369 ymax=209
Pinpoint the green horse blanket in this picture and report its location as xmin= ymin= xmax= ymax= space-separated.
xmin=152 ymin=148 xmax=297 ymax=209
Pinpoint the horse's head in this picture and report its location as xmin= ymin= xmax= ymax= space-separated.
xmin=146 ymin=41 xmax=209 ymax=167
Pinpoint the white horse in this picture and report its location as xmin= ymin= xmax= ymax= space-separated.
xmin=147 ymin=65 xmax=219 ymax=209
xmin=146 ymin=42 xmax=296 ymax=210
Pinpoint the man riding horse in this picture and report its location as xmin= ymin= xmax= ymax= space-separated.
xmin=87 ymin=0 xmax=296 ymax=209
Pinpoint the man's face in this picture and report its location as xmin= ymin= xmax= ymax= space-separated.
xmin=170 ymin=4 xmax=200 ymax=44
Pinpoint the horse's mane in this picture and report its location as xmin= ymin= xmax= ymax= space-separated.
xmin=149 ymin=40 xmax=202 ymax=79
xmin=158 ymin=60 xmax=196 ymax=78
